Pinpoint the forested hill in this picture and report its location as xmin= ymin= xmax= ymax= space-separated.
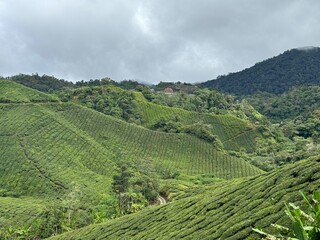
xmin=201 ymin=47 xmax=320 ymax=95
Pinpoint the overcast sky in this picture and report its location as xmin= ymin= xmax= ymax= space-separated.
xmin=0 ymin=0 xmax=320 ymax=83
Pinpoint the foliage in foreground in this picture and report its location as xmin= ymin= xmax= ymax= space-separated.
xmin=253 ymin=191 xmax=320 ymax=240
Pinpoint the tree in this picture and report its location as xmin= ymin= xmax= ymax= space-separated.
xmin=112 ymin=163 xmax=132 ymax=213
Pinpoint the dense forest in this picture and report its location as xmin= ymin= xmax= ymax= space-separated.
xmin=201 ymin=47 xmax=320 ymax=95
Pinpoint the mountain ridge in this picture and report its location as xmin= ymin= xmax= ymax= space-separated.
xmin=201 ymin=47 xmax=320 ymax=95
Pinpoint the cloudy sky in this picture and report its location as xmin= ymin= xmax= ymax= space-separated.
xmin=0 ymin=0 xmax=320 ymax=83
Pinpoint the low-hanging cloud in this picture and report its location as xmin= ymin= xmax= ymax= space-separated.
xmin=0 ymin=0 xmax=320 ymax=83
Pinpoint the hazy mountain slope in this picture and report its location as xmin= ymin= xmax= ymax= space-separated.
xmin=0 ymin=79 xmax=58 ymax=102
xmin=202 ymin=47 xmax=320 ymax=95
xmin=49 ymin=155 xmax=320 ymax=240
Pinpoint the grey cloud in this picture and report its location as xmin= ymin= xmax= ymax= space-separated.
xmin=0 ymin=0 xmax=320 ymax=83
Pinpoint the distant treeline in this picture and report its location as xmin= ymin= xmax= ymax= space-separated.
xmin=3 ymin=73 xmax=144 ymax=92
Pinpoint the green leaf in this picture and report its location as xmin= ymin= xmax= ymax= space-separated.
xmin=303 ymin=226 xmax=314 ymax=231
xmin=292 ymin=220 xmax=308 ymax=240
xmin=313 ymin=191 xmax=320 ymax=202
xmin=252 ymin=228 xmax=267 ymax=235
xmin=300 ymin=191 xmax=313 ymax=210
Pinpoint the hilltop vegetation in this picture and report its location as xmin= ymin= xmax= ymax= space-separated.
xmin=246 ymin=86 xmax=320 ymax=145
xmin=247 ymin=86 xmax=320 ymax=122
xmin=201 ymin=47 xmax=320 ymax=95
xmin=56 ymin=82 xmax=316 ymax=171
xmin=49 ymin=155 xmax=320 ymax=240
xmin=0 ymin=79 xmax=58 ymax=102
xmin=7 ymin=74 xmax=74 ymax=92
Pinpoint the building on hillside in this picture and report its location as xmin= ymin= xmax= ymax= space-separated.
xmin=164 ymin=87 xmax=174 ymax=94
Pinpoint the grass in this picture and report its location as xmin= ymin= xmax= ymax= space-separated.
xmin=48 ymin=155 xmax=320 ymax=240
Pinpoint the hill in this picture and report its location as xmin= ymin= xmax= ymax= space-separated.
xmin=62 ymin=85 xmax=265 ymax=153
xmin=0 ymin=81 xmax=266 ymax=237
xmin=57 ymin=103 xmax=262 ymax=177
xmin=246 ymin=86 xmax=320 ymax=122
xmin=134 ymin=93 xmax=261 ymax=153
xmin=48 ymin=155 xmax=320 ymax=240
xmin=201 ymin=47 xmax=320 ymax=95
xmin=0 ymin=79 xmax=58 ymax=102
xmin=8 ymin=74 xmax=74 ymax=92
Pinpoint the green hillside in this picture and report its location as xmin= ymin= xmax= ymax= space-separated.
xmin=9 ymin=74 xmax=74 ymax=92
xmin=135 ymin=95 xmax=261 ymax=153
xmin=201 ymin=47 xmax=320 ymax=95
xmin=61 ymin=85 xmax=263 ymax=153
xmin=1 ymin=81 xmax=297 ymax=239
xmin=48 ymin=155 xmax=320 ymax=240
xmin=0 ymin=82 xmax=263 ymax=198
xmin=0 ymin=197 xmax=47 ymax=228
xmin=0 ymin=103 xmax=115 ymax=201
xmin=0 ymin=83 xmax=264 ymax=237
xmin=55 ymin=103 xmax=262 ymax=178
xmin=0 ymin=79 xmax=58 ymax=102
xmin=246 ymin=86 xmax=320 ymax=121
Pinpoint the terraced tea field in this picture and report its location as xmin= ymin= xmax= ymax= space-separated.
xmin=135 ymin=94 xmax=260 ymax=153
xmin=0 ymin=103 xmax=115 ymax=203
xmin=0 ymin=81 xmax=268 ymax=238
xmin=56 ymin=103 xmax=263 ymax=178
xmin=0 ymin=79 xmax=58 ymax=103
xmin=49 ymin=155 xmax=320 ymax=240
xmin=0 ymin=197 xmax=47 ymax=227
xmin=0 ymin=99 xmax=263 ymax=228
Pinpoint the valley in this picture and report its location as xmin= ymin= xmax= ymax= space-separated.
xmin=0 ymin=48 xmax=320 ymax=239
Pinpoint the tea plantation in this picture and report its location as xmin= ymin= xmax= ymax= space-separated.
xmin=49 ymin=155 xmax=320 ymax=240
xmin=2 ymin=80 xmax=314 ymax=239
xmin=0 ymin=81 xmax=265 ymax=237
xmin=0 ymin=79 xmax=58 ymax=103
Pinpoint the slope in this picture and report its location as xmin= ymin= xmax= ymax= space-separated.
xmin=201 ymin=47 xmax=320 ymax=95
xmin=0 ymin=103 xmax=116 ymax=203
xmin=0 ymin=79 xmax=58 ymax=102
xmin=135 ymin=93 xmax=261 ymax=153
xmin=48 ymin=155 xmax=320 ymax=240
xmin=0 ymin=100 xmax=263 ymax=234
xmin=55 ymin=103 xmax=263 ymax=178
xmin=62 ymin=85 xmax=263 ymax=153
